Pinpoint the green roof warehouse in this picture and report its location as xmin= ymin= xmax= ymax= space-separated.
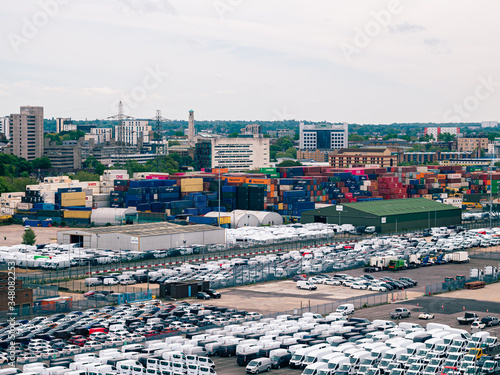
xmin=300 ymin=198 xmax=461 ymax=233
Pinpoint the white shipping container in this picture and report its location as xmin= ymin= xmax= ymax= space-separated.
xmin=17 ymin=203 xmax=33 ymax=210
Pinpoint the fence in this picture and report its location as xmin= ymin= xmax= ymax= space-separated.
xmin=0 ymin=289 xmax=156 ymax=321
xmin=425 ymin=273 xmax=500 ymax=295
xmin=13 ymin=227 xmax=429 ymax=284
xmin=468 ymin=245 xmax=500 ymax=260
xmin=262 ymin=291 xmax=405 ymax=319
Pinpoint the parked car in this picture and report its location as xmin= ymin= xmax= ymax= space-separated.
xmin=390 ymin=308 xmax=411 ymax=319
xmin=196 ymin=292 xmax=211 ymax=300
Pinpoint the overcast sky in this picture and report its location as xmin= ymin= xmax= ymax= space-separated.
xmin=1 ymin=0 xmax=500 ymax=124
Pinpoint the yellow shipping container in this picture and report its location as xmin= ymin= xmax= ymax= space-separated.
xmin=218 ymin=216 xmax=231 ymax=225
xmin=278 ymin=203 xmax=284 ymax=210
xmin=61 ymin=192 xmax=86 ymax=207
xmin=181 ymin=178 xmax=203 ymax=186
xmin=61 ymin=199 xmax=86 ymax=207
xmin=63 ymin=210 xmax=92 ymax=219
xmin=181 ymin=185 xmax=203 ymax=193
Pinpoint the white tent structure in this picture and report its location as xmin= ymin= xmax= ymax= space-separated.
xmin=90 ymin=207 xmax=138 ymax=226
xmin=205 ymin=210 xmax=283 ymax=228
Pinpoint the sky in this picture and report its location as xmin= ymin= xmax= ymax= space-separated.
xmin=1 ymin=0 xmax=500 ymax=124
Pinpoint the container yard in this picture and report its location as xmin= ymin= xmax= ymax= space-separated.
xmin=1 ymin=164 xmax=497 ymax=230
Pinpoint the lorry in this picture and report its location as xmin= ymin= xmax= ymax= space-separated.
xmin=370 ymin=256 xmax=397 ymax=270
xmin=388 ymin=259 xmax=407 ymax=271
xmin=457 ymin=313 xmax=480 ymax=325
xmin=452 ymin=251 xmax=470 ymax=263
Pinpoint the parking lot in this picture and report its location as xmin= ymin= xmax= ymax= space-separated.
xmin=209 ymin=281 xmax=500 ymax=375
xmin=189 ymin=257 xmax=499 ymax=315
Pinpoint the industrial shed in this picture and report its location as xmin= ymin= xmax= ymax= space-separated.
xmin=57 ymin=222 xmax=226 ymax=251
xmin=300 ymin=198 xmax=461 ymax=233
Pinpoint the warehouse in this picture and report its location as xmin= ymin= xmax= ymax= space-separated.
xmin=57 ymin=222 xmax=226 ymax=251
xmin=300 ymin=198 xmax=461 ymax=233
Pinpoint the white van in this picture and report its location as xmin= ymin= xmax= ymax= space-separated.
xmin=297 ymin=280 xmax=317 ymax=290
xmin=117 ymin=275 xmax=136 ymax=285
xmin=336 ymin=304 xmax=355 ymax=315
xmin=85 ymin=277 xmax=102 ymax=287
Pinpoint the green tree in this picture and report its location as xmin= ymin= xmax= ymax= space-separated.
xmin=228 ymin=132 xmax=239 ymax=138
xmin=83 ymin=156 xmax=106 ymax=175
xmin=71 ymin=171 xmax=100 ymax=181
xmin=168 ymin=140 xmax=181 ymax=146
xmin=174 ymin=131 xmax=185 ymax=137
xmin=438 ymin=133 xmax=456 ymax=142
xmin=32 ymin=157 xmax=52 ymax=169
xmin=285 ymin=147 xmax=297 ymax=159
xmin=348 ymin=134 xmax=365 ymax=141
xmin=278 ymin=160 xmax=302 ymax=167
xmin=22 ymin=228 xmax=36 ymax=245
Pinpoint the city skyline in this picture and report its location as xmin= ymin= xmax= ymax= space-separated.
xmin=1 ymin=0 xmax=499 ymax=124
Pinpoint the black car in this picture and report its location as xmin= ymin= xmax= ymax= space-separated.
xmin=481 ymin=316 xmax=500 ymax=327
xmin=196 ymin=292 xmax=210 ymax=300
xmin=205 ymin=289 xmax=221 ymax=299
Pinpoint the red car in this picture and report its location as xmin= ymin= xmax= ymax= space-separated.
xmin=73 ymin=338 xmax=88 ymax=347
xmin=83 ymin=290 xmax=97 ymax=297
xmin=143 ymin=330 xmax=161 ymax=338
xmin=161 ymin=327 xmax=179 ymax=335
xmin=68 ymin=335 xmax=85 ymax=344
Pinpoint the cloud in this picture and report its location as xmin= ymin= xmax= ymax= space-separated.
xmin=424 ymin=38 xmax=452 ymax=55
xmin=115 ymin=0 xmax=178 ymax=15
xmin=389 ymin=22 xmax=426 ymax=34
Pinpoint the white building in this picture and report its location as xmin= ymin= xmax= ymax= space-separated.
xmin=0 ymin=116 xmax=9 ymax=138
xmin=211 ymin=137 xmax=270 ymax=172
xmin=424 ymin=127 xmax=460 ymax=139
xmin=115 ymin=120 xmax=151 ymax=145
xmin=55 ymin=118 xmax=76 ymax=133
xmin=482 ymin=121 xmax=498 ymax=128
xmin=85 ymin=128 xmax=112 ymax=144
xmin=299 ymin=122 xmax=348 ymax=150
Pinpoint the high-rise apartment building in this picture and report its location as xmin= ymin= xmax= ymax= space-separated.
xmin=55 ymin=117 xmax=75 ymax=133
xmin=0 ymin=117 xmax=9 ymax=139
xmin=9 ymin=106 xmax=44 ymax=160
xmin=424 ymin=127 xmax=460 ymax=139
xmin=115 ymin=120 xmax=151 ymax=146
xmin=299 ymin=122 xmax=348 ymax=150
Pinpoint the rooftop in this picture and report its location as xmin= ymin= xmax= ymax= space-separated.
xmin=342 ymin=198 xmax=459 ymax=216
xmin=67 ymin=222 xmax=222 ymax=237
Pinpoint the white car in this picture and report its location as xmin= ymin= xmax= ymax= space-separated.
xmin=471 ymin=320 xmax=485 ymax=330
xmin=419 ymin=313 xmax=435 ymax=320
xmin=324 ymin=278 xmax=342 ymax=286
xmin=351 ymin=283 xmax=368 ymax=290
xmin=368 ymin=285 xmax=387 ymax=292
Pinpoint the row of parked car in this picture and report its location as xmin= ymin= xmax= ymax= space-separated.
xmin=0 ymin=300 xmax=262 ymax=363
xmin=295 ymin=274 xmax=418 ymax=292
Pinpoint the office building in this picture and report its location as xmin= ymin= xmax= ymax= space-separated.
xmin=43 ymin=139 xmax=82 ymax=169
xmin=9 ymin=106 xmax=44 ymax=161
xmin=85 ymin=128 xmax=112 ymax=144
xmin=55 ymin=117 xmax=75 ymax=133
xmin=268 ymin=129 xmax=295 ymax=138
xmin=329 ymin=148 xmax=397 ymax=168
xmin=482 ymin=121 xmax=498 ymax=128
xmin=455 ymin=137 xmax=488 ymax=153
xmin=0 ymin=117 xmax=9 ymax=138
xmin=297 ymin=149 xmax=330 ymax=163
xmin=115 ymin=120 xmax=151 ymax=146
xmin=424 ymin=127 xmax=460 ymax=139
xmin=195 ymin=136 xmax=270 ymax=172
xmin=299 ymin=122 xmax=348 ymax=150
xmin=242 ymin=124 xmax=262 ymax=135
